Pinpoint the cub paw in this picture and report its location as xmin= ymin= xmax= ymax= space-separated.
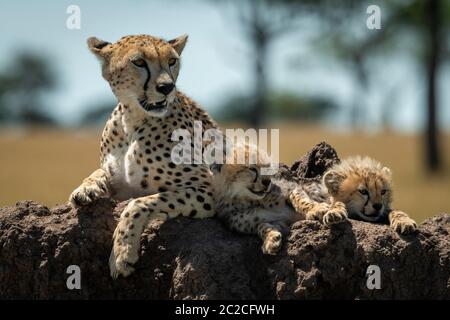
xmin=306 ymin=203 xmax=330 ymax=221
xmin=70 ymin=183 xmax=104 ymax=208
xmin=391 ymin=216 xmax=417 ymax=235
xmin=323 ymin=205 xmax=348 ymax=226
xmin=261 ymin=230 xmax=282 ymax=255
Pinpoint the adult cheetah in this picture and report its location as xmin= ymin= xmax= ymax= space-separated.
xmin=69 ymin=34 xmax=219 ymax=278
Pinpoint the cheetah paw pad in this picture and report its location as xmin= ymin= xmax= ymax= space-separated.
xmin=392 ymin=217 xmax=418 ymax=235
xmin=323 ymin=208 xmax=348 ymax=226
xmin=70 ymin=184 xmax=104 ymax=208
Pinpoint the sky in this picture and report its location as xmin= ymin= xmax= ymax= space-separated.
xmin=0 ymin=0 xmax=449 ymax=131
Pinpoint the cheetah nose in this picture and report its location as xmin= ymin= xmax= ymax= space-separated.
xmin=372 ymin=203 xmax=382 ymax=211
xmin=156 ymin=82 xmax=175 ymax=95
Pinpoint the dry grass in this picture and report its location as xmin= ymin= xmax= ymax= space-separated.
xmin=0 ymin=125 xmax=449 ymax=223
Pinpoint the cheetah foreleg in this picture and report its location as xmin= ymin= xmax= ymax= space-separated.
xmin=289 ymin=188 xmax=347 ymax=225
xmin=323 ymin=201 xmax=348 ymax=225
xmin=388 ymin=209 xmax=417 ymax=235
xmin=109 ymin=189 xmax=214 ymax=278
xmin=70 ymin=168 xmax=110 ymax=208
xmin=256 ymin=222 xmax=284 ymax=255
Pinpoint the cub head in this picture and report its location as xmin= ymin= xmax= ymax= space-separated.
xmin=87 ymin=34 xmax=188 ymax=117
xmin=210 ymin=144 xmax=273 ymax=201
xmin=323 ymin=156 xmax=393 ymax=222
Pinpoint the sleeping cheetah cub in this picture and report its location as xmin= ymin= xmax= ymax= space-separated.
xmin=323 ymin=156 xmax=417 ymax=235
xmin=211 ymin=145 xmax=348 ymax=255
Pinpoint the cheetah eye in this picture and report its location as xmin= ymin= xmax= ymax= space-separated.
xmin=131 ymin=58 xmax=147 ymax=68
xmin=381 ymin=189 xmax=388 ymax=195
xmin=358 ymin=188 xmax=369 ymax=196
xmin=168 ymin=58 xmax=177 ymax=67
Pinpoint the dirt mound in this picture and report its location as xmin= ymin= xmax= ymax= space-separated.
xmin=0 ymin=142 xmax=449 ymax=299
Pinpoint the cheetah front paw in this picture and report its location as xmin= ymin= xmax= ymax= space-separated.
xmin=305 ymin=202 xmax=330 ymax=221
xmin=109 ymin=241 xmax=139 ymax=279
xmin=391 ymin=216 xmax=417 ymax=235
xmin=70 ymin=183 xmax=105 ymax=208
xmin=261 ymin=230 xmax=282 ymax=255
xmin=323 ymin=205 xmax=348 ymax=226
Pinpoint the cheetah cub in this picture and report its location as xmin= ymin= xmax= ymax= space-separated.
xmin=323 ymin=156 xmax=417 ymax=235
xmin=211 ymin=145 xmax=348 ymax=255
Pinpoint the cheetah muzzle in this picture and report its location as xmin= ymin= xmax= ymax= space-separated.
xmin=138 ymin=97 xmax=168 ymax=113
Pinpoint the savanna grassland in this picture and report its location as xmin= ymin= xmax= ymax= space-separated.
xmin=0 ymin=125 xmax=449 ymax=223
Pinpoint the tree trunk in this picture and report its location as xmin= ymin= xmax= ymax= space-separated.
xmin=249 ymin=2 xmax=269 ymax=128
xmin=425 ymin=0 xmax=442 ymax=172
xmin=350 ymin=55 xmax=368 ymax=129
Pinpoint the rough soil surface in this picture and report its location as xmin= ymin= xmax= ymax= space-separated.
xmin=0 ymin=142 xmax=449 ymax=299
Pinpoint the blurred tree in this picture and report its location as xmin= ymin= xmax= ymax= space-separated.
xmin=213 ymin=0 xmax=448 ymax=171
xmin=280 ymin=0 xmax=380 ymax=129
xmin=214 ymin=91 xmax=337 ymax=123
xmin=284 ymin=0 xmax=450 ymax=172
xmin=213 ymin=0 xmax=305 ymax=128
xmin=423 ymin=0 xmax=446 ymax=172
xmin=213 ymin=0 xmax=365 ymax=128
xmin=0 ymin=73 xmax=12 ymax=123
xmin=0 ymin=52 xmax=58 ymax=126
xmin=366 ymin=0 xmax=450 ymax=171
xmin=310 ymin=25 xmax=392 ymax=129
xmin=78 ymin=98 xmax=117 ymax=127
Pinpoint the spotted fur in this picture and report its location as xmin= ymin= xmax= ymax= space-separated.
xmin=211 ymin=145 xmax=347 ymax=255
xmin=323 ymin=156 xmax=417 ymax=235
xmin=69 ymin=34 xmax=219 ymax=278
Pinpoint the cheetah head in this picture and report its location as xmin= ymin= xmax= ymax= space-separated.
xmin=210 ymin=143 xmax=273 ymax=201
xmin=323 ymin=156 xmax=393 ymax=222
xmin=211 ymin=163 xmax=272 ymax=201
xmin=87 ymin=34 xmax=188 ymax=117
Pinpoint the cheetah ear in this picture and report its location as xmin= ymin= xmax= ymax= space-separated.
xmin=382 ymin=167 xmax=392 ymax=179
xmin=323 ymin=170 xmax=346 ymax=196
xmin=87 ymin=37 xmax=111 ymax=61
xmin=210 ymin=163 xmax=223 ymax=174
xmin=168 ymin=34 xmax=188 ymax=55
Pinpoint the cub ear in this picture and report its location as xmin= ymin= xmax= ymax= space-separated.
xmin=168 ymin=34 xmax=188 ymax=55
xmin=87 ymin=37 xmax=111 ymax=61
xmin=210 ymin=163 xmax=223 ymax=174
xmin=323 ymin=170 xmax=346 ymax=195
xmin=382 ymin=166 xmax=392 ymax=179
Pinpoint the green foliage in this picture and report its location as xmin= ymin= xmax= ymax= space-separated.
xmin=214 ymin=91 xmax=337 ymax=123
xmin=0 ymin=51 xmax=58 ymax=126
xmin=78 ymin=99 xmax=117 ymax=127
